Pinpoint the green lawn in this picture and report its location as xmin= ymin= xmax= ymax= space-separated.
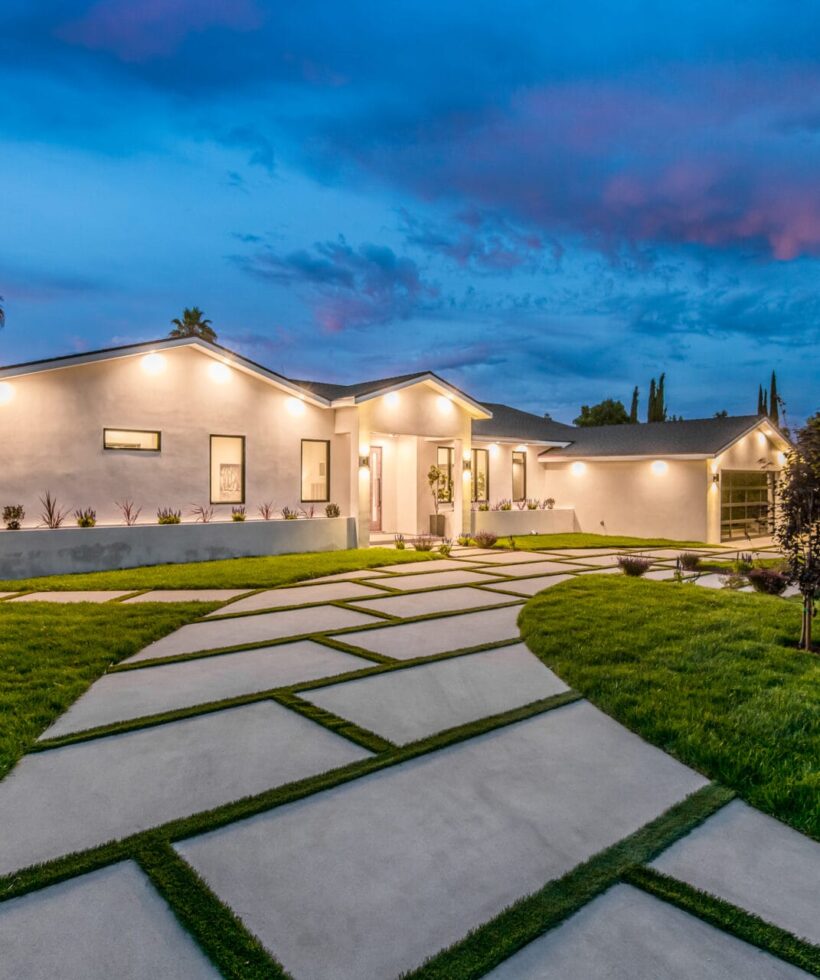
xmin=0 ymin=547 xmax=431 ymax=592
xmin=519 ymin=577 xmax=820 ymax=839
xmin=499 ymin=533 xmax=715 ymax=551
xmin=0 ymin=603 xmax=218 ymax=781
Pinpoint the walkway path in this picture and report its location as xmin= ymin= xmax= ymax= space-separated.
xmin=0 ymin=545 xmax=816 ymax=979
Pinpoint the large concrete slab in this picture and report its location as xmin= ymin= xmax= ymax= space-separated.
xmin=0 ymin=701 xmax=370 ymax=875
xmin=561 ymin=553 xmax=626 ymax=567
xmin=573 ymin=565 xmax=622 ymax=575
xmin=692 ymin=573 xmax=730 ymax=589
xmin=0 ymin=861 xmax=218 ymax=980
xmin=301 ymin=569 xmax=393 ymax=583
xmin=348 ymin=586 xmax=515 ymax=618
xmin=335 ymin=604 xmax=523 ymax=659
xmin=43 ymin=641 xmax=369 ymax=738
xmin=484 ymin=574 xmax=576 ymax=597
xmin=302 ymin=644 xmax=569 ymax=743
xmin=652 ymin=800 xmax=820 ymax=944
xmin=178 ymin=702 xmax=706 ymax=980
xmin=123 ymin=589 xmax=250 ymax=603
xmin=9 ymin=591 xmax=133 ymax=603
xmin=465 ymin=551 xmax=555 ymax=565
xmin=488 ymin=559 xmax=580 ymax=578
xmin=362 ymin=568 xmax=503 ymax=592
xmin=0 ymin=592 xmax=18 ymax=600
xmin=124 ymin=605 xmax=379 ymax=662
xmin=485 ymin=884 xmax=809 ymax=980
xmin=206 ymin=581 xmax=386 ymax=616
xmin=372 ymin=559 xmax=464 ymax=573
xmin=537 ymin=548 xmax=617 ymax=557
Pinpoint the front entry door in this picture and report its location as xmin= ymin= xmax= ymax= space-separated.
xmin=370 ymin=446 xmax=383 ymax=531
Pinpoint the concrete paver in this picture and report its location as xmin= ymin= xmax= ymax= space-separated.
xmin=485 ymin=884 xmax=809 ymax=980
xmin=124 ymin=605 xmax=379 ymax=662
xmin=205 ymin=581 xmax=386 ymax=615
xmin=0 ymin=861 xmax=219 ymax=980
xmin=466 ymin=551 xmax=558 ymax=565
xmin=123 ymin=589 xmax=250 ymax=603
xmin=302 ymin=644 xmax=569 ymax=743
xmin=348 ymin=586 xmax=515 ymax=618
xmin=42 ymin=641 xmax=369 ymax=738
xmin=0 ymin=592 xmax=18 ymax=600
xmin=178 ymin=702 xmax=706 ymax=980
xmin=9 ymin=591 xmax=134 ymax=603
xmin=335 ymin=604 xmax=523 ymax=659
xmin=562 ymin=553 xmax=627 ymax=567
xmin=363 ymin=568 xmax=504 ymax=591
xmin=373 ymin=559 xmax=471 ymax=573
xmin=484 ymin=574 xmax=576 ymax=596
xmin=652 ymin=800 xmax=820 ymax=945
xmin=487 ymin=559 xmax=580 ymax=578
xmin=0 ymin=702 xmax=370 ymax=875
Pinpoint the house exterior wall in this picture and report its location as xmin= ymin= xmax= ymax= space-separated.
xmin=474 ymin=441 xmax=551 ymax=507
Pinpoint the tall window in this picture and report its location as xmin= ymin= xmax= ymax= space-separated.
xmin=302 ymin=439 xmax=330 ymax=502
xmin=210 ymin=435 xmax=245 ymax=504
xmin=471 ymin=448 xmax=489 ymax=502
xmin=436 ymin=446 xmax=454 ymax=503
xmin=512 ymin=450 xmax=527 ymax=501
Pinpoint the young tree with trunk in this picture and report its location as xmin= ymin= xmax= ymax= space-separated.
xmin=774 ymin=413 xmax=820 ymax=651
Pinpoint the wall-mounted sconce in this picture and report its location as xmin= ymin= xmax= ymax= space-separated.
xmin=358 ymin=455 xmax=371 ymax=469
xmin=462 ymin=457 xmax=471 ymax=472
xmin=712 ymin=472 xmax=720 ymax=484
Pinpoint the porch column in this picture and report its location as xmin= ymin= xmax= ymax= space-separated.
xmin=355 ymin=409 xmax=372 ymax=548
xmin=706 ymin=459 xmax=721 ymax=544
xmin=455 ymin=418 xmax=472 ymax=539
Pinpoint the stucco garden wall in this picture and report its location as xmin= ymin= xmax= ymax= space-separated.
xmin=470 ymin=508 xmax=575 ymax=536
xmin=0 ymin=517 xmax=357 ymax=580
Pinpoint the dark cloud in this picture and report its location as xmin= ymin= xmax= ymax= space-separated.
xmin=218 ymin=125 xmax=275 ymax=174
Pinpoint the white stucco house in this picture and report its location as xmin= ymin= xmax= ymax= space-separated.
xmin=0 ymin=337 xmax=790 ymax=564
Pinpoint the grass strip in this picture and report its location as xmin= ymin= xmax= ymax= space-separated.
xmin=501 ymin=533 xmax=714 ymax=552
xmin=624 ymin=865 xmax=820 ymax=977
xmin=401 ymin=783 xmax=735 ymax=980
xmin=0 ymin=690 xmax=580 ymax=903
xmin=270 ymin=690 xmax=394 ymax=753
xmin=136 ymin=840 xmax=289 ymax=979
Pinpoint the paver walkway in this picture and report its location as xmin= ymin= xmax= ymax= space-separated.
xmin=0 ymin=544 xmax=815 ymax=980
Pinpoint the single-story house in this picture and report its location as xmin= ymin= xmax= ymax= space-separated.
xmin=0 ymin=337 xmax=790 ymax=549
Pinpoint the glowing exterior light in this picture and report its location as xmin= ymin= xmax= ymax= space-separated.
xmin=384 ymin=391 xmax=399 ymax=407
xmin=141 ymin=353 xmax=166 ymax=376
xmin=514 ymin=444 xmax=527 ymax=452
xmin=208 ymin=362 xmax=231 ymax=383
xmin=651 ymin=460 xmax=668 ymax=475
xmin=0 ymin=381 xmax=13 ymax=406
xmin=437 ymin=395 xmax=453 ymax=412
xmin=757 ymin=432 xmax=767 ymax=447
xmin=777 ymin=451 xmax=786 ymax=466
xmin=285 ymin=397 xmax=305 ymax=416
xmin=570 ymin=461 xmax=586 ymax=476
xmin=490 ymin=442 xmax=500 ymax=458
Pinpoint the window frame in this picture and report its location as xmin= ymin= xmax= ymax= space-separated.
xmin=209 ymin=434 xmax=246 ymax=505
xmin=512 ymin=449 xmax=527 ymax=501
xmin=103 ymin=427 xmax=161 ymax=452
xmin=436 ymin=446 xmax=455 ymax=504
xmin=471 ymin=448 xmax=490 ymax=502
xmin=301 ymin=438 xmax=331 ymax=503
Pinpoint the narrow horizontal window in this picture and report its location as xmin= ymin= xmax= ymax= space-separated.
xmin=104 ymin=428 xmax=160 ymax=451
xmin=302 ymin=439 xmax=330 ymax=502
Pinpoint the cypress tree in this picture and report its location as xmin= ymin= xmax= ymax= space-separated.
xmin=757 ymin=385 xmax=764 ymax=416
xmin=629 ymin=386 xmax=639 ymax=423
xmin=770 ymin=371 xmax=779 ymax=425
xmin=657 ymin=372 xmax=667 ymax=421
xmin=647 ymin=378 xmax=657 ymax=422
xmin=762 ymin=389 xmax=768 ymax=416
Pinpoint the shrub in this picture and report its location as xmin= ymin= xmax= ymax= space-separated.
xmin=413 ymin=534 xmax=435 ymax=552
xmin=300 ymin=505 xmax=315 ymax=519
xmin=191 ymin=504 xmax=214 ymax=523
xmin=231 ymin=506 xmax=246 ymax=522
xmin=394 ymin=533 xmax=406 ymax=550
xmin=542 ymin=497 xmax=556 ymax=510
xmin=116 ymin=499 xmax=141 ymax=526
xmin=2 ymin=504 xmax=24 ymax=530
xmin=748 ymin=568 xmax=789 ymax=596
xmin=473 ymin=530 xmax=498 ymax=548
xmin=735 ymin=552 xmax=754 ymax=574
xmin=439 ymin=537 xmax=453 ymax=556
xmin=39 ymin=490 xmax=68 ymax=529
xmin=281 ymin=506 xmax=298 ymax=520
xmin=478 ymin=503 xmax=490 ymax=512
xmin=720 ymin=572 xmax=747 ymax=590
xmin=74 ymin=508 xmax=96 ymax=528
xmin=617 ymin=555 xmax=652 ymax=577
xmin=258 ymin=501 xmax=276 ymax=520
xmin=457 ymin=535 xmax=471 ymax=546
xmin=326 ymin=503 xmax=341 ymax=518
xmin=526 ymin=498 xmax=539 ymax=510
xmin=499 ymin=499 xmax=512 ymax=511
xmin=678 ymin=551 xmax=702 ymax=572
xmin=157 ymin=508 xmax=181 ymax=525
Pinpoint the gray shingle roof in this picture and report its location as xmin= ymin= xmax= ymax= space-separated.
xmin=286 ymin=372 xmax=430 ymax=401
xmin=547 ymin=415 xmax=765 ymax=457
xmin=472 ymin=402 xmax=577 ymax=443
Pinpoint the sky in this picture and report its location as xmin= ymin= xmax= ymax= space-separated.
xmin=1 ymin=1 xmax=818 ymax=425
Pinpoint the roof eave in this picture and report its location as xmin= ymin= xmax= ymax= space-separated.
xmin=346 ymin=373 xmax=492 ymax=419
xmin=539 ymin=452 xmax=711 ymax=462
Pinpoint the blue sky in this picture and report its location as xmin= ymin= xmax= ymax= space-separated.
xmin=1 ymin=0 xmax=818 ymax=424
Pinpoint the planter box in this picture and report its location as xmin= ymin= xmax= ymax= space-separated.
xmin=470 ymin=508 xmax=576 ymax=537
xmin=0 ymin=517 xmax=358 ymax=580
xmin=429 ymin=514 xmax=446 ymax=537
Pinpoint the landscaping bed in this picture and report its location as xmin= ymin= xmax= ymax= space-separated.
xmin=498 ymin=533 xmax=714 ymax=550
xmin=519 ymin=577 xmax=820 ymax=839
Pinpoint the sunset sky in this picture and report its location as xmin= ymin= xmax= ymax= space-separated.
xmin=2 ymin=1 xmax=818 ymax=423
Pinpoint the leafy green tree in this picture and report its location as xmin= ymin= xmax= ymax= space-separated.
xmin=574 ymin=399 xmax=631 ymax=427
xmin=770 ymin=370 xmax=780 ymax=426
xmin=774 ymin=413 xmax=820 ymax=651
xmin=169 ymin=307 xmax=217 ymax=343
xmin=629 ymin=386 xmax=639 ymax=423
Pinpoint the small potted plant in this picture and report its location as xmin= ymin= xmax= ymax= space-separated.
xmin=157 ymin=508 xmax=182 ymax=525
xmin=231 ymin=505 xmax=246 ymax=522
xmin=326 ymin=503 xmax=340 ymax=518
xmin=75 ymin=507 xmax=97 ymax=528
xmin=2 ymin=504 xmax=24 ymax=530
xmin=427 ymin=464 xmax=448 ymax=536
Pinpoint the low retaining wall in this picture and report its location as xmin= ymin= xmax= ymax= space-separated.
xmin=470 ymin=508 xmax=576 ymax=537
xmin=0 ymin=517 xmax=358 ymax=580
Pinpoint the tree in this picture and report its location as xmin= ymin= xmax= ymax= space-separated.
xmin=714 ymin=409 xmax=728 ymax=418
xmin=770 ymin=371 xmax=780 ymax=426
xmin=647 ymin=379 xmax=657 ymax=422
xmin=774 ymin=413 xmax=820 ymax=651
xmin=574 ymin=399 xmax=631 ymax=427
xmin=646 ymin=374 xmax=668 ymax=422
xmin=629 ymin=386 xmax=639 ymax=423
xmin=0 ymin=295 xmax=5 ymax=329
xmin=169 ymin=307 xmax=217 ymax=343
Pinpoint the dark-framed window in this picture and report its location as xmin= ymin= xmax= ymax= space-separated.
xmin=104 ymin=428 xmax=160 ymax=451
xmin=210 ymin=434 xmax=245 ymax=504
xmin=301 ymin=439 xmax=331 ymax=502
xmin=512 ymin=450 xmax=527 ymax=501
xmin=436 ymin=446 xmax=454 ymax=503
xmin=471 ymin=448 xmax=489 ymax=502
xmin=720 ymin=470 xmax=776 ymax=541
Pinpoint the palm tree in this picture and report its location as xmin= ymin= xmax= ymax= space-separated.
xmin=169 ymin=307 xmax=216 ymax=343
xmin=0 ymin=295 xmax=5 ymax=329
